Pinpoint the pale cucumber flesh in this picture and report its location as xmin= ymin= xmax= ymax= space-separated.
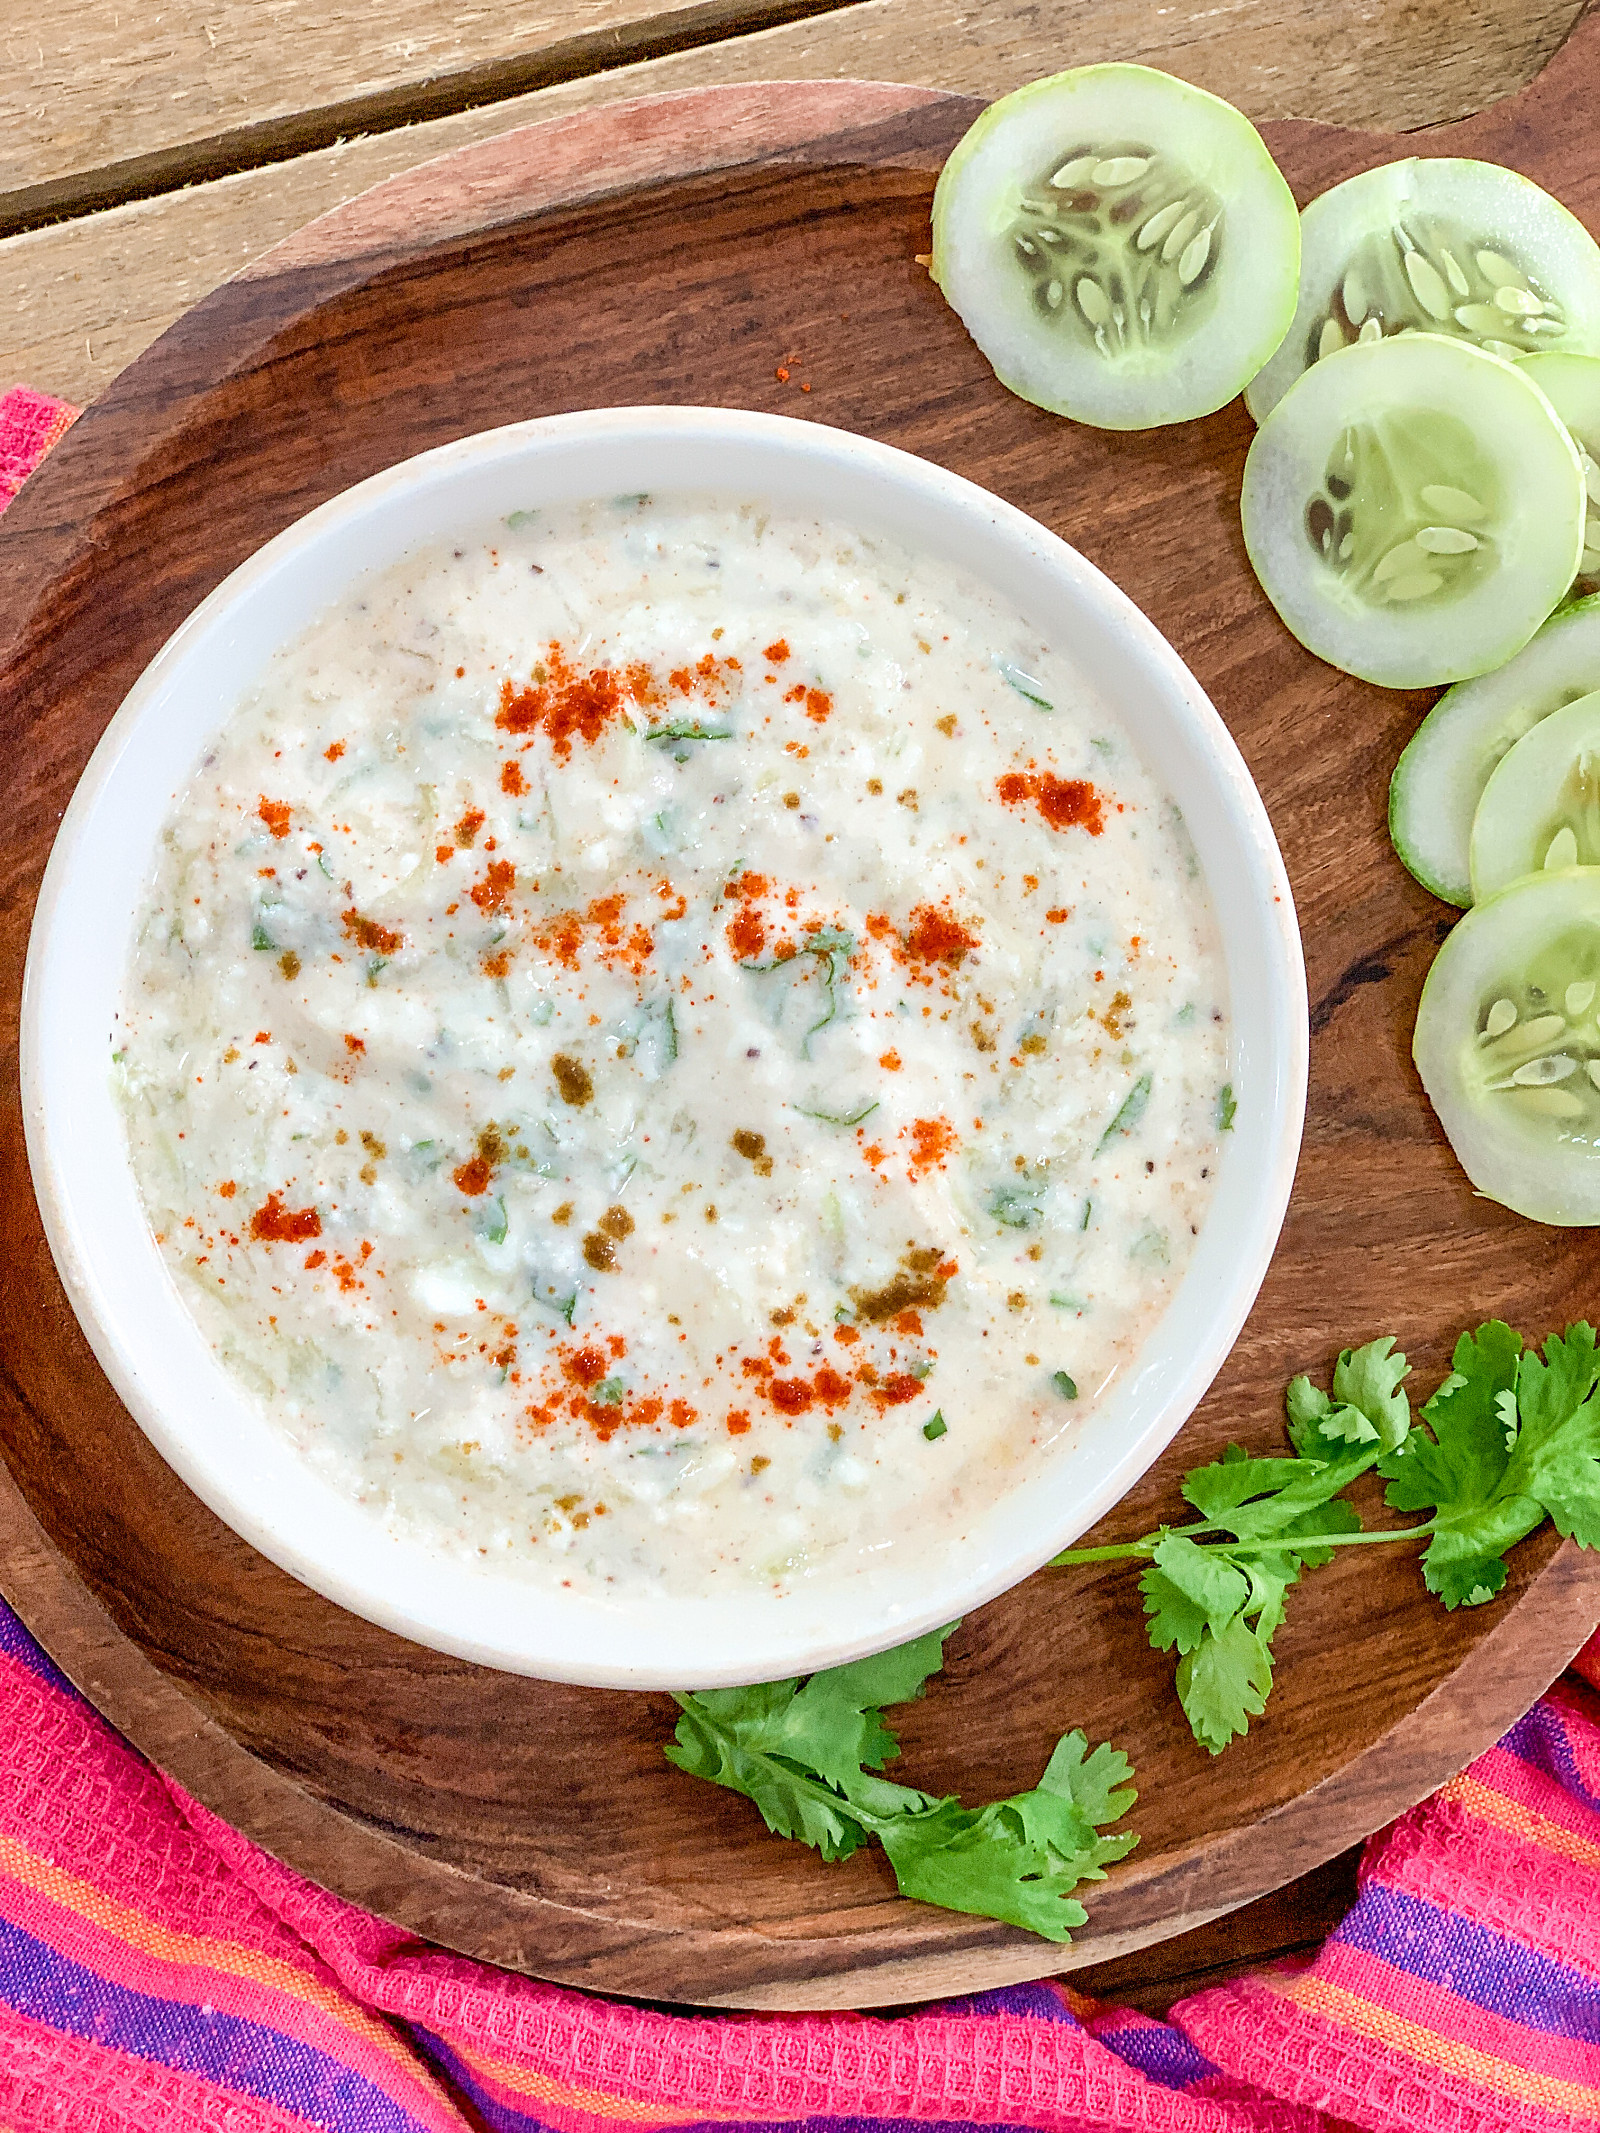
xmin=1413 ymin=866 xmax=1600 ymax=1225
xmin=931 ymin=65 xmax=1299 ymax=429
xmin=1470 ymin=689 xmax=1600 ymax=900
xmin=1241 ymin=334 xmax=1584 ymax=688
xmin=1390 ymin=593 xmax=1600 ymax=905
xmin=1246 ymin=158 xmax=1600 ymax=423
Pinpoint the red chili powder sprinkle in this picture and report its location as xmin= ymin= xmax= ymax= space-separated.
xmin=723 ymin=871 xmax=774 ymax=962
xmin=343 ymin=1034 xmax=366 ymax=1055
xmin=436 ymin=845 xmax=454 ymax=864
xmin=342 ymin=909 xmax=402 ymax=955
xmin=727 ymin=1411 xmax=752 ymax=1436
xmin=879 ymin=1049 xmax=902 ymax=1070
xmin=500 ymin=759 xmax=527 ymax=796
xmin=908 ymin=1116 xmax=957 ymax=1177
xmin=902 ymin=903 xmax=980 ymax=966
xmin=469 ymin=859 xmax=516 ymax=914
xmin=452 ymin=1156 xmax=492 ymax=1196
xmin=995 ymin=770 xmax=1104 ymax=835
xmin=726 ymin=904 xmax=767 ymax=961
xmin=1046 ymin=907 xmax=1069 ymax=924
xmin=257 ymin=797 xmax=292 ymax=839
xmin=218 ymin=1180 xmax=237 ymax=1199
xmin=770 ymin=1378 xmax=813 ymax=1415
xmin=874 ymin=1374 xmax=923 ymax=1409
xmin=567 ymin=1347 xmax=608 ymax=1387
xmin=495 ymin=645 xmax=641 ymax=758
xmin=454 ymin=807 xmax=486 ymax=848
xmin=304 ymin=1249 xmax=326 ymax=1270
xmin=804 ymin=688 xmax=832 ymax=724
xmin=764 ymin=639 xmax=790 ymax=664
xmin=249 ymin=1192 xmax=321 ymax=1243
xmin=324 ymin=741 xmax=345 ymax=762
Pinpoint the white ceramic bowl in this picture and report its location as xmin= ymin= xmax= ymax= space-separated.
xmin=22 ymin=407 xmax=1307 ymax=1688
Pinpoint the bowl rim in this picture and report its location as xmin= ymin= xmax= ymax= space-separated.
xmin=21 ymin=404 xmax=1308 ymax=1688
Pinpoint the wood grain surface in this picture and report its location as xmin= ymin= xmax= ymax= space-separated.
xmin=0 ymin=0 xmax=1583 ymax=406
xmin=0 ymin=0 xmax=860 ymax=229
xmin=2 ymin=37 xmax=1599 ymax=2013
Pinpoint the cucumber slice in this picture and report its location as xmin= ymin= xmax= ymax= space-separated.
xmin=1413 ymin=866 xmax=1600 ymax=1225
xmin=1240 ymin=334 xmax=1584 ymax=688
xmin=1390 ymin=593 xmax=1600 ymax=905
xmin=1470 ymin=689 xmax=1600 ymax=900
xmin=1245 ymin=158 xmax=1600 ymax=423
xmin=930 ymin=65 xmax=1300 ymax=429
xmin=1519 ymin=352 xmax=1600 ymax=592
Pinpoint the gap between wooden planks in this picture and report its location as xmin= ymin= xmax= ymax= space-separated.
xmin=0 ymin=0 xmax=874 ymax=234
xmin=0 ymin=0 xmax=1584 ymax=407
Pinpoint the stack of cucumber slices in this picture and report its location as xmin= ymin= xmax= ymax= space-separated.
xmin=932 ymin=65 xmax=1600 ymax=1224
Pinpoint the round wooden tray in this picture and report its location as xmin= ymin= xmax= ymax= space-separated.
xmin=3 ymin=37 xmax=1599 ymax=2015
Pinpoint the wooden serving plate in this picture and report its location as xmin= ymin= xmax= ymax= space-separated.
xmin=3 ymin=27 xmax=1600 ymax=2015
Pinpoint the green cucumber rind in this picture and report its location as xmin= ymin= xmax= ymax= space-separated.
xmin=1241 ymin=334 xmax=1585 ymax=689
xmin=931 ymin=64 xmax=1300 ymax=429
xmin=1246 ymin=157 xmax=1600 ymax=424
xmin=1390 ymin=591 xmax=1600 ymax=905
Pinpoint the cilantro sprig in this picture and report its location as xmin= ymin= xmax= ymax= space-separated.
xmin=665 ymin=1622 xmax=1136 ymax=1940
xmin=662 ymin=1319 xmax=1599 ymax=1939
xmin=1053 ymin=1321 xmax=1600 ymax=1754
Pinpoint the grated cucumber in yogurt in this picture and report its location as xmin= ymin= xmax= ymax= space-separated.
xmin=117 ymin=495 xmax=1229 ymax=1597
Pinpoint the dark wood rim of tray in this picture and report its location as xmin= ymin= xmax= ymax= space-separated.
xmin=0 ymin=44 xmax=1597 ymax=2012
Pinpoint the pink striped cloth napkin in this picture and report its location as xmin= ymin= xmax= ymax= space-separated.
xmin=4 ymin=382 xmax=1600 ymax=2133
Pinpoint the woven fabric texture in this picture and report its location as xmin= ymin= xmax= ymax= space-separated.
xmin=4 ymin=386 xmax=1600 ymax=2133
xmin=3 ymin=1594 xmax=1598 ymax=2133
xmin=0 ymin=386 xmax=77 ymax=508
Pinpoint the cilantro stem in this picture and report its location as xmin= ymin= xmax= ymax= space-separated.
xmin=1228 ymin=1521 xmax=1439 ymax=1550
xmin=1051 ymin=1518 xmax=1439 ymax=1569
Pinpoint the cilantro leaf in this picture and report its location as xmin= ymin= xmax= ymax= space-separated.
xmin=665 ymin=1698 xmax=881 ymax=1860
xmin=1377 ymin=1321 xmax=1550 ymax=1606
xmin=1270 ymin=1493 xmax=1363 ymax=1570
xmin=778 ymin=1623 xmax=955 ymax=1784
xmin=1139 ymin=1565 xmax=1211 ymax=1656
xmin=1062 ymin=1318 xmax=1600 ymax=1757
xmin=1284 ymin=1374 xmax=1333 ymax=1455
xmin=1382 ymin=1322 xmax=1521 ymax=1517
xmin=664 ymin=1631 xmax=1137 ymax=1942
xmin=1176 ymin=1614 xmax=1274 ymax=1756
xmin=1411 ymin=1535 xmax=1521 ymax=1610
xmin=878 ymin=1799 xmax=1093 ymax=1940
xmin=1140 ymin=1533 xmax=1248 ymax=1654
xmin=1504 ymin=1323 xmax=1600 ymax=1548
xmin=1285 ymin=1340 xmax=1410 ymax=1457
xmin=1179 ymin=1443 xmax=1363 ymax=1548
xmin=877 ymin=1730 xmax=1138 ymax=1941
xmin=1180 ymin=1448 xmax=1306 ymax=1520
xmin=1331 ymin=1337 xmax=1412 ymax=1452
xmin=1038 ymin=1729 xmax=1138 ymax=1829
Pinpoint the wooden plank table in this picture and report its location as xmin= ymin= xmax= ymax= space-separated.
xmin=0 ymin=0 xmax=1590 ymax=2014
